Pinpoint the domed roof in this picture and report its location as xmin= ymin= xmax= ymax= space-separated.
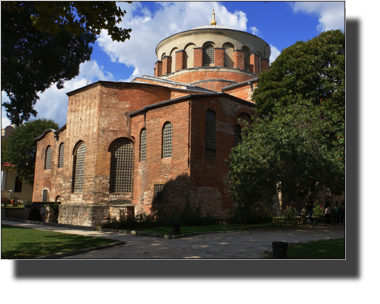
xmin=192 ymin=24 xmax=234 ymax=30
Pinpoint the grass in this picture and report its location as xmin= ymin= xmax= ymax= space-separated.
xmin=121 ymin=221 xmax=323 ymax=235
xmin=1 ymin=225 xmax=117 ymax=259
xmin=263 ymin=238 xmax=345 ymax=259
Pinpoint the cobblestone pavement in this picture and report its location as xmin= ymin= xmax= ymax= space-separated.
xmin=2 ymin=220 xmax=345 ymax=259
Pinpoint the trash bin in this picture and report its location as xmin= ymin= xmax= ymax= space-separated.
xmin=272 ymin=241 xmax=288 ymax=259
xmin=171 ymin=221 xmax=180 ymax=235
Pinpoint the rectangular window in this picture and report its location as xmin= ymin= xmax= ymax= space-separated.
xmin=42 ymin=190 xmax=48 ymax=202
xmin=14 ymin=176 xmax=22 ymax=193
xmin=153 ymin=184 xmax=164 ymax=204
xmin=205 ymin=110 xmax=216 ymax=158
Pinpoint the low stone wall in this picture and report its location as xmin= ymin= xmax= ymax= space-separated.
xmin=58 ymin=204 xmax=110 ymax=227
xmin=1 ymin=207 xmax=25 ymax=220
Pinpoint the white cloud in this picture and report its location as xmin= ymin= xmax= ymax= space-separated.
xmin=290 ymin=2 xmax=345 ymax=32
xmin=97 ymin=2 xmax=249 ymax=79
xmin=249 ymin=26 xmax=262 ymax=37
xmin=269 ymin=44 xmax=281 ymax=65
xmin=1 ymin=61 xmax=113 ymax=128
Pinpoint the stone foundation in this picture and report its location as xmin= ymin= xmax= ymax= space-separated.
xmin=58 ymin=204 xmax=110 ymax=227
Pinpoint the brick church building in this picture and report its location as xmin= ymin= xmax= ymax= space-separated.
xmin=32 ymin=12 xmax=272 ymax=226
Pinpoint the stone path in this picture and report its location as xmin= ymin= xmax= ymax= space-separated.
xmin=2 ymin=220 xmax=345 ymax=259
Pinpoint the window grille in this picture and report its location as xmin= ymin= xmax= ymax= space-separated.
xmin=163 ymin=122 xmax=172 ymax=158
xmin=110 ymin=141 xmax=134 ymax=193
xmin=58 ymin=143 xmax=64 ymax=168
xmin=234 ymin=125 xmax=242 ymax=147
xmin=73 ymin=143 xmax=87 ymax=193
xmin=42 ymin=190 xmax=48 ymax=202
xmin=45 ymin=146 xmax=52 ymax=169
xmin=153 ymin=184 xmax=164 ymax=204
xmin=204 ymin=46 xmax=214 ymax=66
xmin=140 ymin=129 xmax=147 ymax=161
xmin=205 ymin=110 xmax=216 ymax=158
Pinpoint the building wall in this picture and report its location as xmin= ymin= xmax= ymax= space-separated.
xmin=2 ymin=169 xmax=33 ymax=201
xmin=188 ymin=96 xmax=256 ymax=218
xmin=222 ymin=82 xmax=258 ymax=102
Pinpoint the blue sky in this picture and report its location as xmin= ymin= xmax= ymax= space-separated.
xmin=1 ymin=1 xmax=345 ymax=128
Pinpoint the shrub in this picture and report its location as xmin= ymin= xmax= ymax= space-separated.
xmin=281 ymin=206 xmax=299 ymax=222
xmin=228 ymin=206 xmax=273 ymax=225
xmin=313 ymin=203 xmax=324 ymax=217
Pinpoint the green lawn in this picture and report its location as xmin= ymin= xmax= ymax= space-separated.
xmin=264 ymin=238 xmax=345 ymax=259
xmin=1 ymin=225 xmax=117 ymax=259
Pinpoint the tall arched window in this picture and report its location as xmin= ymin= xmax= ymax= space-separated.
xmin=110 ymin=141 xmax=134 ymax=193
xmin=140 ymin=129 xmax=147 ymax=161
xmin=204 ymin=44 xmax=214 ymax=66
xmin=170 ymin=48 xmax=178 ymax=73
xmin=58 ymin=143 xmax=64 ymax=168
xmin=205 ymin=110 xmax=216 ymax=158
xmin=184 ymin=44 xmax=195 ymax=69
xmin=45 ymin=146 xmax=52 ymax=169
xmin=234 ymin=125 xmax=242 ymax=147
xmin=242 ymin=47 xmax=251 ymax=72
xmin=73 ymin=143 xmax=87 ymax=193
xmin=223 ymin=43 xmax=234 ymax=68
xmin=162 ymin=122 xmax=172 ymax=158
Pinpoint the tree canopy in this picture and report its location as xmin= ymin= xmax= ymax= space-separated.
xmin=1 ymin=2 xmax=132 ymax=125
xmin=2 ymin=119 xmax=59 ymax=186
xmin=227 ymin=30 xmax=345 ymax=222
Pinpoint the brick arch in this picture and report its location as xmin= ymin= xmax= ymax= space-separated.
xmin=108 ymin=137 xmax=134 ymax=152
xmin=72 ymin=140 xmax=85 ymax=155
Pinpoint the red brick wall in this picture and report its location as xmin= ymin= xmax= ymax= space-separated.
xmin=192 ymin=80 xmax=236 ymax=92
xmin=261 ymin=59 xmax=269 ymax=72
xmin=215 ymin=48 xmax=224 ymax=67
xmin=166 ymin=70 xmax=254 ymax=88
xmin=162 ymin=56 xmax=171 ymax=75
xmin=194 ymin=48 xmax=203 ymax=67
xmin=155 ymin=61 xmax=162 ymax=77
xmin=223 ymin=82 xmax=258 ymax=102
xmin=233 ymin=50 xmax=245 ymax=70
xmin=175 ymin=51 xmax=185 ymax=71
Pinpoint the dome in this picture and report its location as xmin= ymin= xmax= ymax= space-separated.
xmin=191 ymin=25 xmax=234 ymax=30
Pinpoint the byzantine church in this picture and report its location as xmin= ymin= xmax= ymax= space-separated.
xmin=33 ymin=12 xmax=271 ymax=226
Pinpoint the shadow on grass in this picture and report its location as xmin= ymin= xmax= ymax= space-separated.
xmin=1 ymin=225 xmax=115 ymax=259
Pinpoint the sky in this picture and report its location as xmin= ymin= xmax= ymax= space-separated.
xmin=1 ymin=1 xmax=345 ymax=129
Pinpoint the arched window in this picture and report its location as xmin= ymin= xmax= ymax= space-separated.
xmin=110 ymin=140 xmax=134 ymax=193
xmin=204 ymin=44 xmax=214 ymax=66
xmin=170 ymin=48 xmax=178 ymax=73
xmin=45 ymin=146 xmax=52 ymax=170
xmin=140 ymin=129 xmax=147 ymax=161
xmin=58 ymin=143 xmax=64 ymax=168
xmin=162 ymin=122 xmax=172 ymax=158
xmin=42 ymin=190 xmax=48 ymax=202
xmin=242 ymin=47 xmax=251 ymax=72
xmin=223 ymin=43 xmax=234 ymax=68
xmin=184 ymin=44 xmax=195 ymax=69
xmin=73 ymin=143 xmax=87 ymax=193
xmin=161 ymin=53 xmax=166 ymax=60
xmin=234 ymin=125 xmax=242 ymax=147
xmin=205 ymin=110 xmax=216 ymax=158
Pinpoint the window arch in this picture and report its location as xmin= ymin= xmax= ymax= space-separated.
xmin=205 ymin=110 xmax=216 ymax=158
xmin=110 ymin=140 xmax=134 ymax=193
xmin=58 ymin=143 xmax=64 ymax=168
xmin=203 ymin=44 xmax=215 ymax=66
xmin=162 ymin=122 xmax=172 ymax=158
xmin=73 ymin=142 xmax=87 ymax=193
xmin=242 ymin=47 xmax=251 ymax=72
xmin=140 ymin=128 xmax=147 ymax=162
xmin=223 ymin=43 xmax=234 ymax=68
xmin=45 ymin=146 xmax=52 ymax=170
xmin=234 ymin=125 xmax=242 ymax=147
xmin=184 ymin=43 xmax=195 ymax=69
xmin=55 ymin=196 xmax=61 ymax=202
xmin=170 ymin=48 xmax=178 ymax=73
xmin=161 ymin=53 xmax=166 ymax=60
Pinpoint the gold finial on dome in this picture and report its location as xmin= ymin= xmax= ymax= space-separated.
xmin=211 ymin=9 xmax=217 ymax=25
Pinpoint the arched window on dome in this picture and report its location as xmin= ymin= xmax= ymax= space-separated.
xmin=203 ymin=44 xmax=215 ymax=66
xmin=242 ymin=47 xmax=251 ymax=72
xmin=170 ymin=48 xmax=178 ymax=73
xmin=184 ymin=43 xmax=195 ymax=69
xmin=223 ymin=43 xmax=234 ymax=68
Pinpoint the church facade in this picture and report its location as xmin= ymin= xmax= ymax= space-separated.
xmin=32 ymin=13 xmax=271 ymax=226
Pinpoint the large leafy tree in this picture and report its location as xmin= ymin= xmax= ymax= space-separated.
xmin=2 ymin=119 xmax=59 ymax=186
xmin=228 ymin=30 xmax=345 ymax=223
xmin=1 ymin=2 xmax=131 ymax=125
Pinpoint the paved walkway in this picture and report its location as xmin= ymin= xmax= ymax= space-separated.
xmin=2 ymin=220 xmax=345 ymax=259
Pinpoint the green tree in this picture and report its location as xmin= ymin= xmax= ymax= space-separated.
xmin=1 ymin=2 xmax=132 ymax=125
xmin=2 ymin=119 xmax=59 ymax=186
xmin=228 ymin=30 xmax=345 ymax=223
